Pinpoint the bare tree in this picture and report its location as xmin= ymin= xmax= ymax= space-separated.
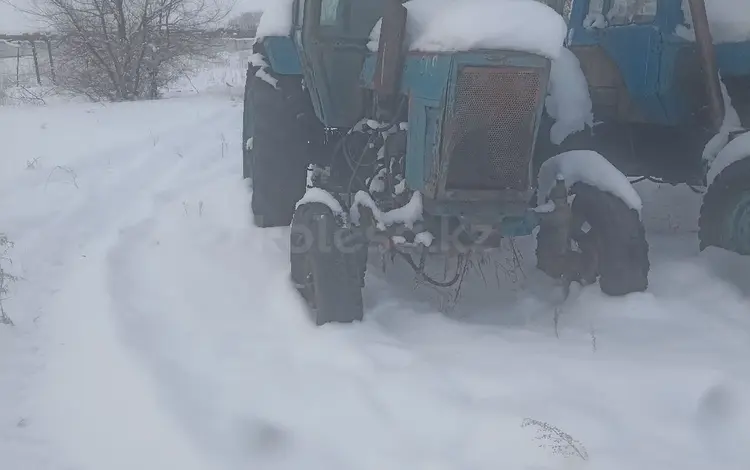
xmin=227 ymin=11 xmax=261 ymax=35
xmin=21 ymin=0 xmax=231 ymax=100
xmin=0 ymin=234 xmax=16 ymax=326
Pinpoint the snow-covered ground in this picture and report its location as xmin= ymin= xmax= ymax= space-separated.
xmin=2 ymin=52 xmax=750 ymax=470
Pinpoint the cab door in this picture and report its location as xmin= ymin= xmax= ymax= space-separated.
xmin=570 ymin=0 xmax=667 ymax=123
xmin=293 ymin=0 xmax=384 ymax=128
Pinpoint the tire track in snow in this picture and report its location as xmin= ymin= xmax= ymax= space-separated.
xmin=78 ymin=111 xmax=750 ymax=470
xmin=99 ymin=164 xmax=569 ymax=469
xmin=7 ymin=107 xmax=231 ymax=317
xmin=102 ymin=160 xmax=406 ymax=468
xmin=3 ymin=101 xmax=239 ymax=470
xmin=100 ymin=113 xmax=266 ymax=468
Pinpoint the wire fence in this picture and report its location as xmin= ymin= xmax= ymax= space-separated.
xmin=0 ymin=37 xmax=55 ymax=90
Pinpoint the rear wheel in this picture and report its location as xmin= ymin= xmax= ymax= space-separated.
xmin=242 ymin=65 xmax=254 ymax=180
xmin=243 ymin=49 xmax=314 ymax=228
xmin=290 ymin=202 xmax=365 ymax=325
xmin=699 ymin=156 xmax=750 ymax=255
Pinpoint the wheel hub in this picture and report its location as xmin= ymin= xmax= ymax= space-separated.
xmin=301 ymin=257 xmax=318 ymax=310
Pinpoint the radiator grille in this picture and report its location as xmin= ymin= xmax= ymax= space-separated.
xmin=445 ymin=66 xmax=543 ymax=191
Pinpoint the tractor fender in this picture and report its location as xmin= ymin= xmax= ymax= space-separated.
xmin=259 ymin=36 xmax=303 ymax=76
xmin=707 ymin=131 xmax=750 ymax=187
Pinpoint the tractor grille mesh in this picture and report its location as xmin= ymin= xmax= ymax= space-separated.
xmin=445 ymin=66 xmax=542 ymax=191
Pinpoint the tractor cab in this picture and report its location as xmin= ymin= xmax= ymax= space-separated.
xmin=566 ymin=0 xmax=750 ymax=127
xmin=291 ymin=0 xmax=385 ymax=127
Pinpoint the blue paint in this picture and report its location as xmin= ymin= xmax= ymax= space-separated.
xmin=499 ymin=213 xmax=540 ymax=238
xmin=261 ymin=37 xmax=303 ymax=76
xmin=401 ymin=54 xmax=454 ymax=101
xmin=361 ymin=53 xmax=454 ymax=100
xmin=569 ymin=2 xmax=666 ymax=123
xmin=405 ymin=97 xmax=443 ymax=193
xmin=658 ymin=36 xmax=692 ymax=124
xmin=371 ymin=51 xmax=548 ymax=199
xmin=359 ymin=55 xmax=377 ymax=88
xmin=716 ymin=42 xmax=750 ymax=77
xmin=254 ymin=3 xmax=553 ymax=233
xmin=421 ymin=200 xmax=540 ymax=236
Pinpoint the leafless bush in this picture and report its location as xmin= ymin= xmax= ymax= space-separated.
xmin=0 ymin=234 xmax=17 ymax=326
xmin=45 ymin=165 xmax=79 ymax=188
xmin=227 ymin=11 xmax=261 ymax=34
xmin=522 ymin=418 xmax=589 ymax=461
xmin=21 ymin=0 xmax=231 ymax=101
xmin=5 ymin=84 xmax=50 ymax=104
xmin=0 ymin=70 xmax=9 ymax=105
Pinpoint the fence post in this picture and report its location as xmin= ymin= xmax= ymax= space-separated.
xmin=16 ymin=46 xmax=20 ymax=86
xmin=45 ymin=37 xmax=56 ymax=84
xmin=31 ymin=40 xmax=42 ymax=85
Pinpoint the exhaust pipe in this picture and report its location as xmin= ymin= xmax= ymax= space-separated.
xmin=687 ymin=0 xmax=725 ymax=132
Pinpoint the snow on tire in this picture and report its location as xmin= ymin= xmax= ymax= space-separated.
xmin=536 ymin=150 xmax=649 ymax=296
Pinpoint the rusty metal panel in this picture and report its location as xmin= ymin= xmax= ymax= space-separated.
xmin=568 ymin=44 xmax=647 ymax=123
xmin=686 ymin=0 xmax=725 ymax=132
xmin=373 ymin=0 xmax=407 ymax=97
xmin=442 ymin=66 xmax=543 ymax=192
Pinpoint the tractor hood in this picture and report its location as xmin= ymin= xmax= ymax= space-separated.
xmin=361 ymin=1 xmax=569 ymax=205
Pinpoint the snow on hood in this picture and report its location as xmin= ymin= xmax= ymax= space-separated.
xmin=256 ymin=0 xmax=294 ymax=39
xmin=677 ymin=0 xmax=750 ymax=44
xmin=369 ymin=0 xmax=568 ymax=59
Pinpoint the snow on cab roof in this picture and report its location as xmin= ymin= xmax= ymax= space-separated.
xmin=257 ymin=0 xmax=567 ymax=59
xmin=256 ymin=0 xmax=295 ymax=39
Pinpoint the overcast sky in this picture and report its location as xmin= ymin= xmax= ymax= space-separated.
xmin=0 ymin=0 xmax=272 ymax=34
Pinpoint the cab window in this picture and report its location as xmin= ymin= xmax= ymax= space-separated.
xmin=320 ymin=0 xmax=340 ymax=26
xmin=588 ymin=0 xmax=605 ymax=15
xmin=606 ymin=0 xmax=657 ymax=25
xmin=588 ymin=0 xmax=657 ymax=26
xmin=316 ymin=0 xmax=383 ymax=39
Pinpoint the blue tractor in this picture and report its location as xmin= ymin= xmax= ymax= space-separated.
xmin=554 ymin=0 xmax=750 ymax=258
xmin=242 ymin=0 xmax=747 ymax=325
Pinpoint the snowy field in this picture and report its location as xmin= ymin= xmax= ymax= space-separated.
xmin=2 ymin=52 xmax=750 ymax=470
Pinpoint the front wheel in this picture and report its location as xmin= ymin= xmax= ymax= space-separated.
xmin=290 ymin=202 xmax=365 ymax=325
xmin=537 ymin=183 xmax=650 ymax=296
xmin=699 ymin=156 xmax=750 ymax=255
